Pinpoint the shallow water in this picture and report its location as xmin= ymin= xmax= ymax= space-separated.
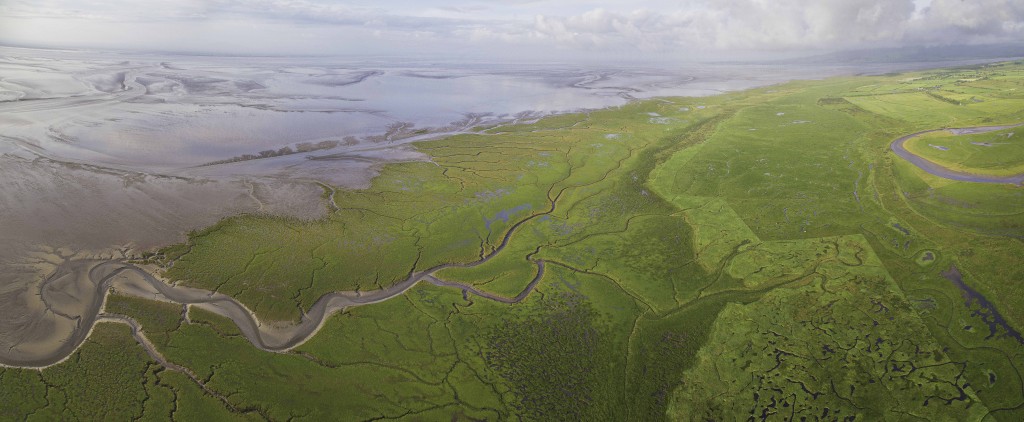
xmin=2 ymin=47 xmax=870 ymax=267
xmin=0 ymin=48 xmax=884 ymax=172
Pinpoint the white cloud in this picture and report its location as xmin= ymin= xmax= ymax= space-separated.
xmin=0 ymin=0 xmax=1022 ymax=58
xmin=519 ymin=0 xmax=1024 ymax=56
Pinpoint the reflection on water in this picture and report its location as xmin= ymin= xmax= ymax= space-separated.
xmin=1 ymin=46 xmax=1007 ymax=296
xmin=1 ymin=47 xmax=868 ymax=172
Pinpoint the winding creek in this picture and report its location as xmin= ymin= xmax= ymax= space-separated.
xmin=0 ymin=192 xmax=560 ymax=368
xmin=891 ymin=124 xmax=1024 ymax=344
xmin=890 ymin=123 xmax=1024 ymax=184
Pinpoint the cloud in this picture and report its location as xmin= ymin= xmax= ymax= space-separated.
xmin=0 ymin=0 xmax=1022 ymax=58
xmin=909 ymin=0 xmax=1024 ymax=43
xmin=525 ymin=0 xmax=1023 ymax=53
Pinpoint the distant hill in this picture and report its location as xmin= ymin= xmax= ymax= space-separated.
xmin=791 ymin=43 xmax=1024 ymax=64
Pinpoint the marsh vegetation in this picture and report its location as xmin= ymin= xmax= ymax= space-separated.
xmin=4 ymin=61 xmax=1024 ymax=421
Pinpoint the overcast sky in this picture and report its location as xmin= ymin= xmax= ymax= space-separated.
xmin=1 ymin=0 xmax=1022 ymax=60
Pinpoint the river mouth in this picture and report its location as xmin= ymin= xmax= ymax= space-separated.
xmin=889 ymin=124 xmax=1024 ymax=184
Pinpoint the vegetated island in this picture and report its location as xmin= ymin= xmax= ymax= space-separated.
xmin=3 ymin=61 xmax=1024 ymax=421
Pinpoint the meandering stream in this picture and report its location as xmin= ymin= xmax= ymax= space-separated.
xmin=889 ymin=123 xmax=1024 ymax=184
xmin=0 ymin=192 xmax=557 ymax=368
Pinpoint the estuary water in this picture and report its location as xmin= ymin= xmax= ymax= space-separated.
xmin=0 ymin=46 xmax=861 ymax=260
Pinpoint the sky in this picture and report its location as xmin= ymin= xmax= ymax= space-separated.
xmin=1 ymin=0 xmax=1022 ymax=61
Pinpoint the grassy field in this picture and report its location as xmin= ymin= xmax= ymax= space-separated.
xmin=4 ymin=61 xmax=1024 ymax=421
